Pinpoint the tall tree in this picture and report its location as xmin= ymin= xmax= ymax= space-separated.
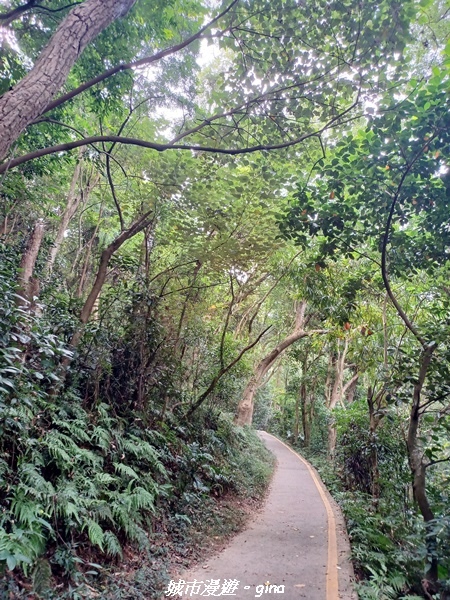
xmin=279 ymin=70 xmax=450 ymax=586
xmin=235 ymin=300 xmax=328 ymax=426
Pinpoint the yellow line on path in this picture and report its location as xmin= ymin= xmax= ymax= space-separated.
xmin=263 ymin=432 xmax=339 ymax=600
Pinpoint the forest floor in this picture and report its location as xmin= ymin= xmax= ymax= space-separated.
xmin=174 ymin=432 xmax=357 ymax=600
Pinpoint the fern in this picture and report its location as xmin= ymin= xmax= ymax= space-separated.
xmin=389 ymin=573 xmax=407 ymax=592
xmin=52 ymin=416 xmax=91 ymax=443
xmin=55 ymin=483 xmax=86 ymax=523
xmin=18 ymin=464 xmax=55 ymax=503
xmin=92 ymin=426 xmax=111 ymax=451
xmin=0 ymin=458 xmax=9 ymax=478
xmin=130 ymin=487 xmax=155 ymax=512
xmin=103 ymin=531 xmax=122 ymax=558
xmin=85 ymin=520 xmax=104 ymax=551
xmin=358 ymin=567 xmax=409 ymax=600
xmin=43 ymin=434 xmax=71 ymax=464
xmin=122 ymin=436 xmax=159 ymax=462
xmin=44 ymin=431 xmax=100 ymax=468
xmin=91 ymin=502 xmax=113 ymax=523
xmin=11 ymin=496 xmax=42 ymax=528
xmin=95 ymin=472 xmax=117 ymax=485
xmin=113 ymin=462 xmax=139 ymax=480
xmin=32 ymin=558 xmax=52 ymax=596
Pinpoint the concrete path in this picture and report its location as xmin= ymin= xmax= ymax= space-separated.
xmin=175 ymin=432 xmax=356 ymax=600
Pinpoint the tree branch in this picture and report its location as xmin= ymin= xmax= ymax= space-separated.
xmin=0 ymin=0 xmax=40 ymax=25
xmin=40 ymin=0 xmax=240 ymax=116
xmin=220 ymin=273 xmax=235 ymax=370
xmin=381 ymin=135 xmax=439 ymax=348
xmin=243 ymin=251 xmax=302 ymax=334
xmin=105 ymin=150 xmax=124 ymax=231
xmin=425 ymin=456 xmax=450 ymax=469
xmin=186 ymin=325 xmax=272 ymax=417
xmin=0 ymin=0 xmax=82 ymax=24
xmin=0 ymin=99 xmax=360 ymax=174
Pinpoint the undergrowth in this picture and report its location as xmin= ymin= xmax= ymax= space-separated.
xmin=0 ymin=247 xmax=275 ymax=599
xmin=1 ymin=383 xmax=273 ymax=599
xmin=306 ymin=457 xmax=429 ymax=600
xmin=269 ymin=398 xmax=450 ymax=600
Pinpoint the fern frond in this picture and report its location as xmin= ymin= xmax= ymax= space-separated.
xmin=113 ymin=462 xmax=139 ymax=480
xmin=85 ymin=520 xmax=104 ymax=551
xmin=103 ymin=531 xmax=122 ymax=558
xmin=52 ymin=417 xmax=91 ymax=443
xmin=11 ymin=496 xmax=41 ymax=527
xmin=32 ymin=558 xmax=52 ymax=596
xmin=92 ymin=502 xmax=113 ymax=523
xmin=123 ymin=437 xmax=159 ymax=461
xmin=130 ymin=487 xmax=155 ymax=512
xmin=43 ymin=435 xmax=71 ymax=464
xmin=19 ymin=464 xmax=55 ymax=498
xmin=95 ymin=472 xmax=117 ymax=486
xmin=92 ymin=426 xmax=111 ymax=450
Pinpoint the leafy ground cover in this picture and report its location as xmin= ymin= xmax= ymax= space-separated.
xmin=270 ymin=399 xmax=450 ymax=600
xmin=1 ymin=401 xmax=274 ymax=600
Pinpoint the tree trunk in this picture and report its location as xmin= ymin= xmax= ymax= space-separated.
xmin=46 ymin=158 xmax=98 ymax=274
xmin=345 ymin=371 xmax=359 ymax=403
xmin=186 ymin=326 xmax=271 ymax=418
xmin=46 ymin=212 xmax=153 ymax=399
xmin=329 ymin=354 xmax=341 ymax=411
xmin=68 ymin=213 xmax=152 ymax=349
xmin=76 ymin=219 xmax=102 ymax=298
xmin=234 ymin=301 xmax=327 ymax=426
xmin=327 ymin=340 xmax=347 ymax=460
xmin=330 ymin=339 xmax=348 ymax=408
xmin=326 ymin=341 xmax=357 ymax=460
xmin=327 ymin=423 xmax=337 ymax=461
xmin=0 ymin=0 xmax=137 ymax=161
xmin=17 ymin=219 xmax=45 ymax=306
xmin=235 ymin=302 xmax=307 ymax=426
xmin=175 ymin=259 xmax=202 ymax=356
xmin=324 ymin=352 xmax=334 ymax=407
xmin=294 ymin=385 xmax=300 ymax=442
xmin=367 ymin=387 xmax=381 ymax=506
xmin=300 ymin=381 xmax=311 ymax=448
xmin=298 ymin=353 xmax=309 ymax=447
xmin=406 ymin=343 xmax=438 ymax=585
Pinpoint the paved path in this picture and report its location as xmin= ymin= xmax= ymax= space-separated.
xmin=179 ymin=432 xmax=356 ymax=600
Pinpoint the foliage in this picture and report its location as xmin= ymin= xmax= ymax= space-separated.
xmin=0 ymin=266 xmax=167 ymax=575
xmin=279 ymin=71 xmax=450 ymax=275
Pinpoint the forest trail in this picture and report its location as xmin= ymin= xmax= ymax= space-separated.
xmin=178 ymin=432 xmax=356 ymax=600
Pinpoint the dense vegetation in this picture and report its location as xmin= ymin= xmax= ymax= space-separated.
xmin=0 ymin=0 xmax=450 ymax=598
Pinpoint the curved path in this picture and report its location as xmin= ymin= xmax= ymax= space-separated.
xmin=179 ymin=432 xmax=356 ymax=600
